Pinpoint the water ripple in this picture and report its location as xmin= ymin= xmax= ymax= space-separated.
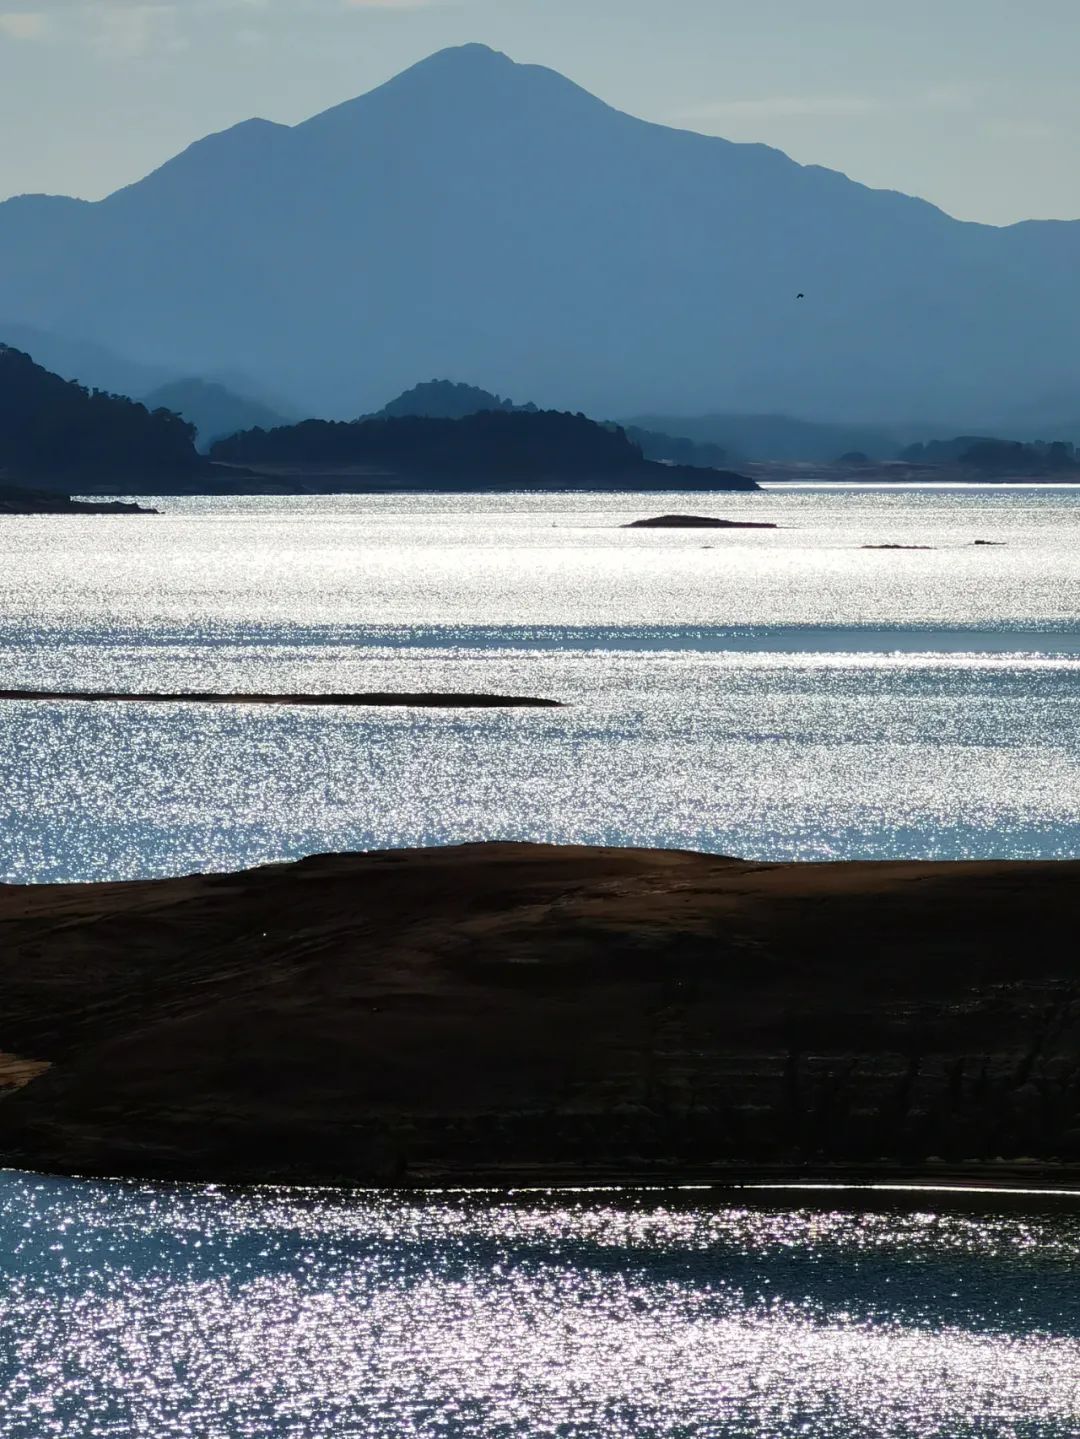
xmin=2 ymin=1175 xmax=1078 ymax=1437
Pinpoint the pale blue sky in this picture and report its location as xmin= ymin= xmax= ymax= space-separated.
xmin=2 ymin=0 xmax=1078 ymax=224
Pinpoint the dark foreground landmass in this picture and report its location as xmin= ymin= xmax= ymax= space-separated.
xmin=1 ymin=843 xmax=1078 ymax=1189
xmin=0 ymin=690 xmax=561 ymax=709
xmin=0 ymin=485 xmax=156 ymax=515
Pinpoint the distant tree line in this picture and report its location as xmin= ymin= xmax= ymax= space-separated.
xmin=0 ymin=344 xmax=200 ymax=478
xmin=211 ymin=408 xmax=650 ymax=476
xmin=368 ymin=379 xmax=731 ymax=470
xmin=902 ymin=435 xmax=1079 ymax=473
xmin=621 ymin=425 xmax=729 ymax=470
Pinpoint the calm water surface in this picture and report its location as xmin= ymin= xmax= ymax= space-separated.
xmin=1 ymin=485 xmax=1077 ymax=880
xmin=1 ymin=1172 xmax=1077 ymax=1438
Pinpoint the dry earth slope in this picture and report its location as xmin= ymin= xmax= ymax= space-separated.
xmin=0 ymin=843 xmax=1077 ymax=1186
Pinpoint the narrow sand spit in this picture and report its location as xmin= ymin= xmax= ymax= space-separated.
xmin=0 ymin=689 xmax=562 ymax=708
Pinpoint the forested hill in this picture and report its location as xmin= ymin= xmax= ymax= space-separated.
xmin=373 ymin=379 xmax=734 ymax=470
xmin=212 ymin=410 xmax=648 ymax=474
xmin=210 ymin=408 xmax=757 ymax=488
xmin=140 ymin=378 xmax=289 ymax=450
xmin=375 ymin=379 xmax=525 ymax=420
xmin=0 ymin=346 xmax=201 ymax=480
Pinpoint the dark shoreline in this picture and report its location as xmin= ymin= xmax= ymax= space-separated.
xmin=10 ymin=1161 xmax=1080 ymax=1204
xmin=0 ymin=689 xmax=563 ymax=709
xmin=70 ymin=473 xmax=763 ymax=497
xmin=0 ymin=484 xmax=156 ymax=515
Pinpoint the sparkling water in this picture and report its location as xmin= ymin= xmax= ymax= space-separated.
xmin=2 ymin=485 xmax=1077 ymax=880
xmin=1 ymin=1173 xmax=1077 ymax=1438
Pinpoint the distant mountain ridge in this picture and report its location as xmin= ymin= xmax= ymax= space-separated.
xmin=1 ymin=43 xmax=1078 ymax=423
xmin=141 ymin=379 xmax=290 ymax=450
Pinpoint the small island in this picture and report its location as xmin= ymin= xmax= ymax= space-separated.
xmin=624 ymin=514 xmax=777 ymax=529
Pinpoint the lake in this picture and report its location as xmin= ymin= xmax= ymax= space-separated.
xmin=1 ymin=1171 xmax=1078 ymax=1437
xmin=3 ymin=484 xmax=1079 ymax=1434
xmin=1 ymin=484 xmax=1078 ymax=881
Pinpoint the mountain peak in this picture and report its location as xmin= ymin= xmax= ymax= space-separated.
xmin=2 ymin=46 xmax=1077 ymax=423
xmin=409 ymin=42 xmax=513 ymax=69
xmin=373 ymin=43 xmax=522 ymax=96
xmin=296 ymin=42 xmax=606 ymax=139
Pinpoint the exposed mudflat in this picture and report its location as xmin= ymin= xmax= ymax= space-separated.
xmin=1 ymin=843 xmax=1078 ymax=1187
xmin=0 ymin=689 xmax=562 ymax=709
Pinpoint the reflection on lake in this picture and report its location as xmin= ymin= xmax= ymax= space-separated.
xmin=2 ymin=1173 xmax=1078 ymax=1438
xmin=1 ymin=487 xmax=1078 ymax=880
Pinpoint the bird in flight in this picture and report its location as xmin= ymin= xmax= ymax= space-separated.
xmin=796 ymin=292 xmax=805 ymax=300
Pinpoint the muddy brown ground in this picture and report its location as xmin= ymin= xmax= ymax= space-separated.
xmin=1 ymin=843 xmax=1077 ymax=1187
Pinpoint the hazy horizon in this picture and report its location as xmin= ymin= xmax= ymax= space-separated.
xmin=2 ymin=2 xmax=1079 ymax=226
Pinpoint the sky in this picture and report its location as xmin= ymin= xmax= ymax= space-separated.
xmin=1 ymin=0 xmax=1078 ymax=225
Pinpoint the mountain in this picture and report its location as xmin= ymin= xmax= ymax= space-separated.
xmin=0 ymin=345 xmax=200 ymax=481
xmin=1 ymin=44 xmax=1078 ymax=423
xmin=141 ymin=378 xmax=290 ymax=449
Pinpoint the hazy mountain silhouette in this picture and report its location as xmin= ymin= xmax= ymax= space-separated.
xmin=141 ymin=378 xmax=290 ymax=449
xmin=620 ymin=426 xmax=733 ymax=469
xmin=0 ymin=323 xmax=176 ymax=399
xmin=2 ymin=43 xmax=1078 ymax=422
xmin=902 ymin=435 xmax=1079 ymax=473
xmin=628 ymin=412 xmax=901 ymax=462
